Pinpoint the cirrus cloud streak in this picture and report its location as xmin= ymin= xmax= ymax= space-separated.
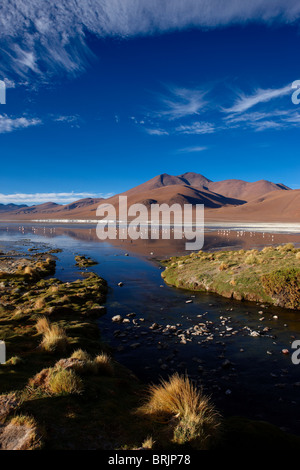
xmin=1 ymin=1 xmax=300 ymax=79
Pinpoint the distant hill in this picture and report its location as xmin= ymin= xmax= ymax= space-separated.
xmin=5 ymin=198 xmax=103 ymax=216
xmin=0 ymin=172 xmax=296 ymax=222
xmin=0 ymin=203 xmax=27 ymax=212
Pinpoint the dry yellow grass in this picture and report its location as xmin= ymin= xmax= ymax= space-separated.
xmin=50 ymin=285 xmax=59 ymax=294
xmin=60 ymin=295 xmax=70 ymax=304
xmin=23 ymin=266 xmax=35 ymax=276
xmin=138 ymin=374 xmax=220 ymax=449
xmin=5 ymin=356 xmax=22 ymax=367
xmin=40 ymin=324 xmax=69 ymax=353
xmin=245 ymin=254 xmax=258 ymax=265
xmin=48 ymin=368 xmax=83 ymax=395
xmin=35 ymin=317 xmax=51 ymax=335
xmin=94 ymin=353 xmax=114 ymax=376
xmin=54 ymin=351 xmax=114 ymax=376
xmin=69 ymin=350 xmax=98 ymax=375
xmin=262 ymin=246 xmax=273 ymax=254
xmin=11 ymin=415 xmax=36 ymax=428
xmin=71 ymin=349 xmax=91 ymax=362
xmin=219 ymin=262 xmax=229 ymax=271
xmin=142 ymin=436 xmax=155 ymax=449
xmin=277 ymin=243 xmax=295 ymax=252
xmin=35 ymin=298 xmax=46 ymax=310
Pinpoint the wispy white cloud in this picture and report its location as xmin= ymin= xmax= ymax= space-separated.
xmin=3 ymin=78 xmax=16 ymax=89
xmin=53 ymin=114 xmax=81 ymax=128
xmin=284 ymin=111 xmax=300 ymax=124
xmin=224 ymin=108 xmax=300 ymax=132
xmin=178 ymin=146 xmax=208 ymax=153
xmin=54 ymin=115 xmax=79 ymax=123
xmin=224 ymin=85 xmax=292 ymax=114
xmin=1 ymin=1 xmax=300 ymax=79
xmin=250 ymin=120 xmax=283 ymax=132
xmin=156 ymin=86 xmax=208 ymax=120
xmin=145 ymin=128 xmax=169 ymax=136
xmin=143 ymin=120 xmax=215 ymax=136
xmin=136 ymin=80 xmax=297 ymax=137
xmin=0 ymin=115 xmax=41 ymax=133
xmin=0 ymin=192 xmax=113 ymax=205
xmin=175 ymin=121 xmax=216 ymax=135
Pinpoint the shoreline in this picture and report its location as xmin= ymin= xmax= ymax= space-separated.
xmin=161 ymin=244 xmax=300 ymax=309
xmin=0 ymin=219 xmax=300 ymax=234
xmin=1 ymin=245 xmax=300 ymax=449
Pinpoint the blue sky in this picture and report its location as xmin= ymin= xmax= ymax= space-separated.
xmin=0 ymin=0 xmax=300 ymax=204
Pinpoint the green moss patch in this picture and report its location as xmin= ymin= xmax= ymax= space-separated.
xmin=162 ymin=244 xmax=300 ymax=309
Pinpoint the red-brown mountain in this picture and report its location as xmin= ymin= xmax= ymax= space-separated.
xmin=0 ymin=172 xmax=295 ymax=222
xmin=126 ymin=172 xmax=289 ymax=202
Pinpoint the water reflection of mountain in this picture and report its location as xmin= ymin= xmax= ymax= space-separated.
xmin=1 ymin=223 xmax=300 ymax=258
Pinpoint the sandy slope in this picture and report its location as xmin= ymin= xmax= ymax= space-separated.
xmin=205 ymin=189 xmax=300 ymax=222
xmin=0 ymin=173 xmax=297 ymax=223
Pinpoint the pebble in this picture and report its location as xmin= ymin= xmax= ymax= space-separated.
xmin=250 ymin=331 xmax=260 ymax=337
xmin=112 ymin=315 xmax=123 ymax=323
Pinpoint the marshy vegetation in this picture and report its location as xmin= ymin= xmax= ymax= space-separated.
xmin=1 ymin=248 xmax=300 ymax=450
xmin=0 ymin=249 xmax=225 ymax=450
xmin=162 ymin=243 xmax=300 ymax=309
xmin=75 ymin=255 xmax=98 ymax=268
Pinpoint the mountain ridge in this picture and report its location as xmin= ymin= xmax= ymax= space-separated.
xmin=0 ymin=172 xmax=296 ymax=222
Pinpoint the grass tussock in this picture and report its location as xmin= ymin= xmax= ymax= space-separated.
xmin=48 ymin=368 xmax=83 ymax=396
xmin=10 ymin=414 xmax=37 ymax=428
xmin=70 ymin=350 xmax=114 ymax=376
xmin=23 ymin=266 xmax=36 ymax=276
xmin=35 ymin=316 xmax=51 ymax=335
xmin=71 ymin=349 xmax=91 ymax=362
xmin=40 ymin=323 xmax=69 ymax=353
xmin=219 ymin=262 xmax=229 ymax=271
xmin=138 ymin=374 xmax=221 ymax=449
xmin=94 ymin=353 xmax=114 ymax=376
xmin=142 ymin=436 xmax=155 ymax=449
xmin=245 ymin=254 xmax=258 ymax=265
